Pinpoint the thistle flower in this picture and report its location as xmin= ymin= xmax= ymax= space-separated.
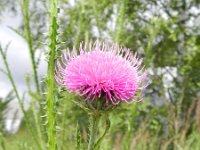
xmin=55 ymin=41 xmax=147 ymax=106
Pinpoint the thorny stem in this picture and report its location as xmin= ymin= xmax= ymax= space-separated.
xmin=46 ymin=0 xmax=58 ymax=149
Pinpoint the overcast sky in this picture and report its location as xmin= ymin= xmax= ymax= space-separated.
xmin=0 ymin=11 xmax=47 ymax=132
xmin=0 ymin=12 xmax=47 ymax=98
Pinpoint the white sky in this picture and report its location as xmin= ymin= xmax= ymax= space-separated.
xmin=0 ymin=12 xmax=47 ymax=133
xmin=0 ymin=12 xmax=47 ymax=98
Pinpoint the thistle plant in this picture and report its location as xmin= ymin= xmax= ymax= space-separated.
xmin=46 ymin=0 xmax=59 ymax=149
xmin=55 ymin=41 xmax=147 ymax=150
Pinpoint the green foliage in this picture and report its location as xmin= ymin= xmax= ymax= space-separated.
xmin=0 ymin=0 xmax=200 ymax=150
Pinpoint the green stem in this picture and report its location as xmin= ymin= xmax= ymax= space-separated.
xmin=61 ymin=93 xmax=70 ymax=150
xmin=88 ymin=114 xmax=100 ymax=150
xmin=94 ymin=115 xmax=110 ymax=149
xmin=20 ymin=0 xmax=45 ymax=146
xmin=46 ymin=0 xmax=58 ymax=149
xmin=20 ymin=0 xmax=40 ymax=94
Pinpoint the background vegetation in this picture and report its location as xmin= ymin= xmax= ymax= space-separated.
xmin=0 ymin=0 xmax=200 ymax=150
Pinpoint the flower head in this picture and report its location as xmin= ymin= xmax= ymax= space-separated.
xmin=55 ymin=41 xmax=147 ymax=106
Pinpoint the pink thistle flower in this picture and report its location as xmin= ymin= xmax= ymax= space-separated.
xmin=55 ymin=41 xmax=147 ymax=106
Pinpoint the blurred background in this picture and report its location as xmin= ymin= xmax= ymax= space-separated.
xmin=0 ymin=0 xmax=200 ymax=150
